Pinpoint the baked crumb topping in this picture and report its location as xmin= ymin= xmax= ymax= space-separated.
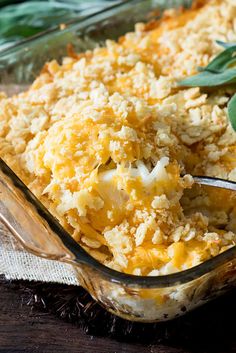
xmin=1 ymin=0 xmax=236 ymax=275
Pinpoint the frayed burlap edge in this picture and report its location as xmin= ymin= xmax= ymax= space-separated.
xmin=0 ymin=222 xmax=79 ymax=285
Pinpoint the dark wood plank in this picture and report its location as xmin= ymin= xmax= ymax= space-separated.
xmin=0 ymin=278 xmax=151 ymax=353
xmin=1 ymin=275 xmax=236 ymax=353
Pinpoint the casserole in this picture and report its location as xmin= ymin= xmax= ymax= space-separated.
xmin=1 ymin=0 xmax=236 ymax=322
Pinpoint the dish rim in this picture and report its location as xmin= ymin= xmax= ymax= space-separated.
xmin=0 ymin=0 xmax=235 ymax=289
xmin=0 ymin=0 xmax=193 ymax=56
xmin=0 ymin=0 xmax=138 ymax=55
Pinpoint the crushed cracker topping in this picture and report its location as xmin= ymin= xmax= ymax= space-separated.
xmin=1 ymin=0 xmax=236 ymax=275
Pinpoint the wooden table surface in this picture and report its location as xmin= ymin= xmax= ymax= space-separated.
xmin=1 ymin=275 xmax=236 ymax=353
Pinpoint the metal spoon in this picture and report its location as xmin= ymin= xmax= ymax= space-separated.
xmin=192 ymin=176 xmax=236 ymax=191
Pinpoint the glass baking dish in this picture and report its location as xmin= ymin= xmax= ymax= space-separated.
xmin=1 ymin=0 xmax=236 ymax=323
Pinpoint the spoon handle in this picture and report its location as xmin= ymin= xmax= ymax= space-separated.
xmin=193 ymin=176 xmax=236 ymax=191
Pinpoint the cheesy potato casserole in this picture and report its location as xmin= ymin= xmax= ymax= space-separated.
xmin=1 ymin=0 xmax=236 ymax=276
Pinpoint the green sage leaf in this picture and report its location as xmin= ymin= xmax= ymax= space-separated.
xmin=228 ymin=93 xmax=236 ymax=131
xmin=203 ymin=45 xmax=236 ymax=73
xmin=178 ymin=41 xmax=236 ymax=132
xmin=179 ymin=68 xmax=236 ymax=87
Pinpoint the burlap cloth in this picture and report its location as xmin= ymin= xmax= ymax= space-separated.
xmin=0 ymin=221 xmax=79 ymax=285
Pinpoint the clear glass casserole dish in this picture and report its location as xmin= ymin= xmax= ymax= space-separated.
xmin=1 ymin=0 xmax=236 ymax=323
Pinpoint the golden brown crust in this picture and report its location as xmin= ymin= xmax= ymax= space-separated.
xmin=143 ymin=0 xmax=209 ymax=32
